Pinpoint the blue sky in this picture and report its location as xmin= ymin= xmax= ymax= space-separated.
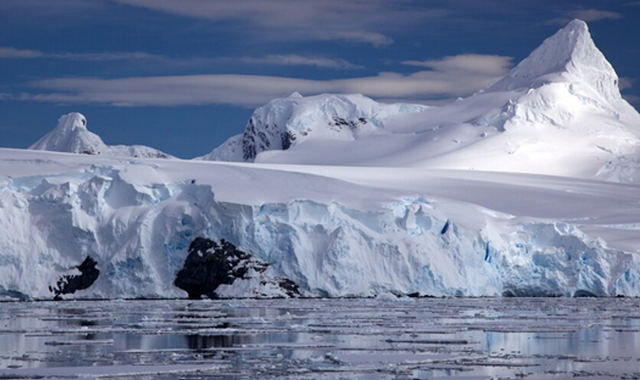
xmin=1 ymin=0 xmax=639 ymax=158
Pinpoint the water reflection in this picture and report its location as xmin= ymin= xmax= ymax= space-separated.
xmin=1 ymin=298 xmax=640 ymax=379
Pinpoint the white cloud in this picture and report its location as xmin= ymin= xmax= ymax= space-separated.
xmin=115 ymin=0 xmax=444 ymax=47
xmin=548 ymin=8 xmax=623 ymax=25
xmin=402 ymin=54 xmax=512 ymax=76
xmin=0 ymin=47 xmax=362 ymax=71
xmin=0 ymin=47 xmax=44 ymax=59
xmin=0 ymin=47 xmax=164 ymax=61
xmin=569 ymin=9 xmax=623 ymax=22
xmin=55 ymin=52 xmax=165 ymax=61
xmin=619 ymin=77 xmax=634 ymax=91
xmin=11 ymin=54 xmax=512 ymax=107
xmin=239 ymin=55 xmax=362 ymax=70
xmin=316 ymin=31 xmax=393 ymax=48
xmin=623 ymin=94 xmax=640 ymax=105
xmin=0 ymin=0 xmax=106 ymax=15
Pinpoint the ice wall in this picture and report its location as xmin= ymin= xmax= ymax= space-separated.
xmin=1 ymin=163 xmax=638 ymax=300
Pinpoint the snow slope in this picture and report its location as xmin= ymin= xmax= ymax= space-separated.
xmin=30 ymin=112 xmax=174 ymax=159
xmin=1 ymin=20 xmax=640 ymax=300
xmin=205 ymin=20 xmax=640 ymax=183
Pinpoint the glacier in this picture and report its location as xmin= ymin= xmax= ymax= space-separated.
xmin=1 ymin=19 xmax=640 ymax=300
xmin=1 ymin=149 xmax=639 ymax=300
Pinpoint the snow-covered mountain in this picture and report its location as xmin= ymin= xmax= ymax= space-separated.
xmin=200 ymin=93 xmax=427 ymax=161
xmin=30 ymin=112 xmax=174 ymax=159
xmin=205 ymin=20 xmax=640 ymax=183
xmin=1 ymin=20 xmax=640 ymax=301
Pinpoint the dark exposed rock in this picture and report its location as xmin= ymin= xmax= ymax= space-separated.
xmin=502 ymin=288 xmax=561 ymax=297
xmin=440 ymin=220 xmax=450 ymax=234
xmin=277 ymin=278 xmax=300 ymax=297
xmin=242 ymin=118 xmax=258 ymax=160
xmin=406 ymin=292 xmax=435 ymax=298
xmin=241 ymin=113 xmax=368 ymax=161
xmin=49 ymin=256 xmax=100 ymax=300
xmin=281 ymin=130 xmax=297 ymax=151
xmin=174 ymin=237 xmax=298 ymax=299
xmin=331 ymin=116 xmax=366 ymax=132
xmin=0 ymin=286 xmax=30 ymax=301
xmin=574 ymin=289 xmax=598 ymax=297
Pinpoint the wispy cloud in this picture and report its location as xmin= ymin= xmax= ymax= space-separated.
xmin=0 ymin=0 xmax=106 ymax=15
xmin=315 ymin=31 xmax=393 ymax=48
xmin=0 ymin=47 xmax=362 ymax=70
xmin=0 ymin=47 xmax=44 ymax=59
xmin=238 ymin=55 xmax=362 ymax=70
xmin=619 ymin=77 xmax=634 ymax=91
xmin=7 ymin=54 xmax=512 ymax=107
xmin=548 ymin=8 xmax=623 ymax=25
xmin=402 ymin=54 xmax=512 ymax=76
xmin=0 ymin=47 xmax=164 ymax=61
xmin=623 ymin=95 xmax=640 ymax=105
xmin=569 ymin=9 xmax=623 ymax=22
xmin=115 ymin=0 xmax=445 ymax=47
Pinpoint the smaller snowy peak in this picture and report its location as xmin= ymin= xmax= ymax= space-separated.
xmin=489 ymin=19 xmax=620 ymax=105
xmin=30 ymin=112 xmax=107 ymax=155
xmin=202 ymin=93 xmax=427 ymax=162
xmin=30 ymin=112 xmax=174 ymax=159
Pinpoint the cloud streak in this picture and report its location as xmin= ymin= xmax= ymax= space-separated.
xmin=0 ymin=47 xmax=361 ymax=70
xmin=238 ymin=55 xmax=362 ymax=70
xmin=619 ymin=77 xmax=634 ymax=91
xmin=115 ymin=0 xmax=445 ymax=47
xmin=9 ymin=54 xmax=512 ymax=107
xmin=402 ymin=54 xmax=512 ymax=76
xmin=0 ymin=47 xmax=164 ymax=61
xmin=569 ymin=9 xmax=623 ymax=22
xmin=548 ymin=8 xmax=624 ymax=25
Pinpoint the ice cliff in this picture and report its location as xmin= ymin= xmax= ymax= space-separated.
xmin=1 ymin=150 xmax=639 ymax=300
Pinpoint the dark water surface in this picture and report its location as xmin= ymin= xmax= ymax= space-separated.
xmin=1 ymin=298 xmax=640 ymax=379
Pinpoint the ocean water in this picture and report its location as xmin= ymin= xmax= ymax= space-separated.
xmin=1 ymin=298 xmax=640 ymax=379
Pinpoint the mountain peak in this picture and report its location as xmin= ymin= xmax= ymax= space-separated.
xmin=489 ymin=19 xmax=620 ymax=104
xmin=563 ymin=18 xmax=588 ymax=34
xmin=29 ymin=112 xmax=174 ymax=158
xmin=30 ymin=112 xmax=107 ymax=155
xmin=59 ymin=112 xmax=88 ymax=131
xmin=201 ymin=93 xmax=428 ymax=162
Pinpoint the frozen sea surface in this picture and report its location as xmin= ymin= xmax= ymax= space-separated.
xmin=1 ymin=298 xmax=640 ymax=379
